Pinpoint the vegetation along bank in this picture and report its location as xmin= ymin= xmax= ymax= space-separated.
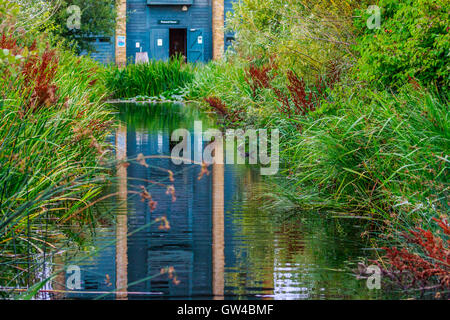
xmin=0 ymin=0 xmax=448 ymax=299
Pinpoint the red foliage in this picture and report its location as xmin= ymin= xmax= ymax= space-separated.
xmin=0 ymin=33 xmax=21 ymax=55
xmin=382 ymin=218 xmax=450 ymax=290
xmin=245 ymin=63 xmax=274 ymax=97
xmin=204 ymin=96 xmax=228 ymax=116
xmin=0 ymin=30 xmax=59 ymax=113
xmin=272 ymin=87 xmax=292 ymax=118
xmin=204 ymin=96 xmax=243 ymax=123
xmin=244 ymin=60 xmax=341 ymax=119
xmin=272 ymin=70 xmax=318 ymax=117
xmin=433 ymin=217 xmax=450 ymax=235
xmin=287 ymin=70 xmax=316 ymax=115
xmin=22 ymin=44 xmax=59 ymax=112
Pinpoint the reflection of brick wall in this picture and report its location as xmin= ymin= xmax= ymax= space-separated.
xmin=212 ymin=0 xmax=224 ymax=60
xmin=115 ymin=0 xmax=127 ymax=66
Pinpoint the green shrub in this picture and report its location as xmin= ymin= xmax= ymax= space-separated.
xmin=354 ymin=0 xmax=449 ymax=90
xmin=226 ymin=0 xmax=360 ymax=79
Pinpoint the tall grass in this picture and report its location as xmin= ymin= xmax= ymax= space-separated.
xmin=277 ymin=88 xmax=448 ymax=217
xmin=0 ymin=28 xmax=113 ymax=293
xmin=103 ymin=56 xmax=195 ymax=99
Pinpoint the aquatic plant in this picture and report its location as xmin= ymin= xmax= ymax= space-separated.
xmin=103 ymin=55 xmax=195 ymax=99
xmin=0 ymin=3 xmax=113 ymax=295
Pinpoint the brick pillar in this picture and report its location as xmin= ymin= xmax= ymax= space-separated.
xmin=212 ymin=0 xmax=224 ymax=60
xmin=212 ymin=139 xmax=224 ymax=298
xmin=115 ymin=0 xmax=127 ymax=66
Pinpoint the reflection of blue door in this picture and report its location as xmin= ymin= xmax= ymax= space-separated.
xmin=150 ymin=29 xmax=169 ymax=61
xmin=187 ymin=29 xmax=204 ymax=63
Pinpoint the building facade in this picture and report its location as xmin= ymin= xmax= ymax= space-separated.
xmin=89 ymin=0 xmax=235 ymax=65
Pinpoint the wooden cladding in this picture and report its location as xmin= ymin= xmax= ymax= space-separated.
xmin=147 ymin=0 xmax=193 ymax=5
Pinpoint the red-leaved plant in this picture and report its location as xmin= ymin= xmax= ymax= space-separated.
xmin=0 ymin=30 xmax=60 ymax=114
xmin=245 ymin=63 xmax=275 ymax=97
xmin=243 ymin=59 xmax=341 ymax=119
xmin=204 ymin=96 xmax=242 ymax=124
xmin=379 ymin=217 xmax=450 ymax=295
xmin=22 ymin=44 xmax=59 ymax=112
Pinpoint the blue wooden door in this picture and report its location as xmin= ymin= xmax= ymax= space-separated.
xmin=150 ymin=29 xmax=169 ymax=61
xmin=187 ymin=29 xmax=204 ymax=63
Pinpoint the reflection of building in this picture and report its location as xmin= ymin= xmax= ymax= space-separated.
xmin=87 ymin=0 xmax=236 ymax=64
xmin=126 ymin=128 xmax=214 ymax=298
xmin=65 ymin=103 xmax=286 ymax=299
xmin=222 ymin=168 xmax=277 ymax=298
xmin=67 ymin=120 xmax=228 ymax=299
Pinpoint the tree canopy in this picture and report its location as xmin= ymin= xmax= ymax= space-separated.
xmin=47 ymin=0 xmax=117 ymax=53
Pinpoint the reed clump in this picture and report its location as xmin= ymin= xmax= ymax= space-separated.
xmin=0 ymin=3 xmax=113 ymax=293
xmin=103 ymin=56 xmax=195 ymax=99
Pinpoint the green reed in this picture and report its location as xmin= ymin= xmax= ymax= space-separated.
xmin=0 ymin=48 xmax=114 ymax=292
xmin=103 ymin=55 xmax=196 ymax=99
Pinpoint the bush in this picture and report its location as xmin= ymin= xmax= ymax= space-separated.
xmin=354 ymin=0 xmax=449 ymax=90
xmin=226 ymin=0 xmax=360 ymax=78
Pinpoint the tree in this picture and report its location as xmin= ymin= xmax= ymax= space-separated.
xmin=226 ymin=0 xmax=361 ymax=80
xmin=49 ymin=0 xmax=117 ymax=54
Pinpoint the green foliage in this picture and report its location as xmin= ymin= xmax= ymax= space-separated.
xmin=273 ymin=87 xmax=449 ymax=296
xmin=0 ymin=48 xmax=112 ymax=244
xmin=0 ymin=48 xmax=24 ymax=77
xmin=1 ymin=0 xmax=53 ymax=34
xmin=277 ymin=88 xmax=449 ymax=217
xmin=3 ymin=1 xmax=116 ymax=54
xmin=354 ymin=0 xmax=449 ymax=90
xmin=49 ymin=0 xmax=117 ymax=53
xmin=0 ymin=5 xmax=113 ymax=292
xmin=227 ymin=0 xmax=361 ymax=79
xmin=0 ymin=0 xmax=20 ymax=22
xmin=24 ymin=0 xmax=116 ymax=53
xmin=186 ymin=58 xmax=252 ymax=108
xmin=103 ymin=56 xmax=196 ymax=99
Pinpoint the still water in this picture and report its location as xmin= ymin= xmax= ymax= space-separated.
xmin=61 ymin=103 xmax=382 ymax=300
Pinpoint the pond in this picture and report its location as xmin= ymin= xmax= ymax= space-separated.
xmin=58 ymin=102 xmax=387 ymax=300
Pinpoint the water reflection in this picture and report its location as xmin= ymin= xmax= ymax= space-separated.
xmin=62 ymin=103 xmax=381 ymax=300
xmin=115 ymin=124 xmax=128 ymax=300
xmin=212 ymin=139 xmax=224 ymax=299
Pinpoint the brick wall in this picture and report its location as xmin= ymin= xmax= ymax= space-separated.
xmin=115 ymin=0 xmax=127 ymax=66
xmin=212 ymin=0 xmax=224 ymax=60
